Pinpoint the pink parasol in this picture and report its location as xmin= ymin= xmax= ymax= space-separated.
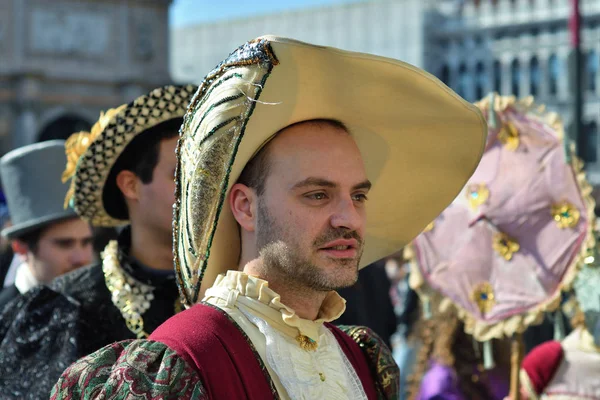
xmin=408 ymin=94 xmax=596 ymax=343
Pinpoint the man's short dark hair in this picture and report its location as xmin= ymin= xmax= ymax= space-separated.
xmin=237 ymin=119 xmax=348 ymax=196
xmin=15 ymin=227 xmax=45 ymax=254
xmin=103 ymin=117 xmax=182 ymax=219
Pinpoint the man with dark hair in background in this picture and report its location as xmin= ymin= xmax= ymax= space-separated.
xmin=0 ymin=85 xmax=196 ymax=399
xmin=0 ymin=141 xmax=93 ymax=309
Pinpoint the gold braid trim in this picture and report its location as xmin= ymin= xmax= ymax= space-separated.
xmin=102 ymin=240 xmax=155 ymax=339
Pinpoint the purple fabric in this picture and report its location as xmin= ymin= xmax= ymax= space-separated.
xmin=417 ymin=362 xmax=509 ymax=400
xmin=417 ymin=363 xmax=463 ymax=400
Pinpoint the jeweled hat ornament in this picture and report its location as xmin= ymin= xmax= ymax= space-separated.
xmin=406 ymin=92 xmax=596 ymax=397
xmin=173 ymin=35 xmax=488 ymax=307
xmin=62 ymin=84 xmax=197 ymax=227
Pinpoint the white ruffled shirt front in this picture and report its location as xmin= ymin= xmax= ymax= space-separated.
xmin=14 ymin=262 xmax=39 ymax=294
xmin=203 ymin=270 xmax=368 ymax=400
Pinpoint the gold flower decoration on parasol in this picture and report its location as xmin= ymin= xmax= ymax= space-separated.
xmin=466 ymin=183 xmax=490 ymax=210
xmin=471 ymin=281 xmax=496 ymax=314
xmin=62 ymin=105 xmax=127 ymax=208
xmin=498 ymin=121 xmax=520 ymax=151
xmin=493 ymin=232 xmax=520 ymax=261
xmin=551 ymin=202 xmax=580 ymax=229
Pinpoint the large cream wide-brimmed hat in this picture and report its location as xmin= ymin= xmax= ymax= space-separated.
xmin=62 ymin=84 xmax=197 ymax=227
xmin=174 ymin=36 xmax=487 ymax=306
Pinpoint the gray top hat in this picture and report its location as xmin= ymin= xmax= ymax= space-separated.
xmin=0 ymin=140 xmax=78 ymax=239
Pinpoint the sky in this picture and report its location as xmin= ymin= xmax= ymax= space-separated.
xmin=170 ymin=0 xmax=362 ymax=27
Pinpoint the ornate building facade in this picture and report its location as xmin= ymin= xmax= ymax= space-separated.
xmin=170 ymin=0 xmax=425 ymax=83
xmin=0 ymin=0 xmax=173 ymax=155
xmin=171 ymin=0 xmax=600 ymax=185
xmin=425 ymin=0 xmax=600 ymax=176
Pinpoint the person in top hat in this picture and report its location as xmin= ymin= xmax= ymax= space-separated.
xmin=0 ymin=141 xmax=93 ymax=309
xmin=0 ymin=85 xmax=196 ymax=399
xmin=0 ymin=190 xmax=17 ymax=288
xmin=52 ymin=36 xmax=486 ymax=399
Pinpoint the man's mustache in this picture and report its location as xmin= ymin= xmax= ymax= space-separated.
xmin=313 ymin=228 xmax=363 ymax=249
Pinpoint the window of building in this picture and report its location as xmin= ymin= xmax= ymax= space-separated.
xmin=511 ymin=59 xmax=521 ymax=97
xmin=457 ymin=64 xmax=469 ymax=100
xmin=587 ymin=50 xmax=598 ymax=93
xmin=440 ymin=64 xmax=450 ymax=86
xmin=548 ymin=54 xmax=560 ymax=95
xmin=493 ymin=60 xmax=502 ymax=93
xmin=475 ymin=62 xmax=487 ymax=100
xmin=530 ymin=56 xmax=541 ymax=97
xmin=584 ymin=121 xmax=598 ymax=164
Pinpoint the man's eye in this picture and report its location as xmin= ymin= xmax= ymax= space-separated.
xmin=352 ymin=193 xmax=368 ymax=202
xmin=307 ymin=193 xmax=327 ymax=200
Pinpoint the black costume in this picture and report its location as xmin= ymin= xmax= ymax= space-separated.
xmin=0 ymin=230 xmax=180 ymax=399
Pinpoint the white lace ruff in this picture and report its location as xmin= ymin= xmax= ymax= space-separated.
xmin=242 ymin=311 xmax=368 ymax=400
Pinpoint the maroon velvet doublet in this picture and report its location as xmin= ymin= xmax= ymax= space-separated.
xmin=150 ymin=302 xmax=379 ymax=399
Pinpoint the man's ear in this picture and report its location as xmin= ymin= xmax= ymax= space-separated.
xmin=11 ymin=239 xmax=29 ymax=256
xmin=115 ymin=170 xmax=140 ymax=202
xmin=229 ymin=183 xmax=257 ymax=233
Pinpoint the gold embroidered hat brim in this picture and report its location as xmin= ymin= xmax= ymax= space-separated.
xmin=72 ymin=84 xmax=197 ymax=227
xmin=175 ymin=36 xmax=487 ymax=306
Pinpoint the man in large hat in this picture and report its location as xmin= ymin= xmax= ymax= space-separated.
xmin=0 ymin=85 xmax=196 ymax=398
xmin=0 ymin=141 xmax=94 ymax=308
xmin=52 ymin=37 xmax=486 ymax=399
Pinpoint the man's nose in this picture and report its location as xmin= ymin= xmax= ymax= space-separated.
xmin=330 ymin=196 xmax=363 ymax=232
xmin=71 ymin=246 xmax=93 ymax=267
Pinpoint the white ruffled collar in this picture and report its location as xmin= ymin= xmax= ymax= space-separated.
xmin=203 ymin=270 xmax=346 ymax=343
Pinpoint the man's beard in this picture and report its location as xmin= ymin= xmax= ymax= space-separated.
xmin=255 ymin=198 xmax=363 ymax=291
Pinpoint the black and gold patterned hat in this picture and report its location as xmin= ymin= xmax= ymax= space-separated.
xmin=63 ymin=84 xmax=197 ymax=227
xmin=174 ymin=36 xmax=487 ymax=306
